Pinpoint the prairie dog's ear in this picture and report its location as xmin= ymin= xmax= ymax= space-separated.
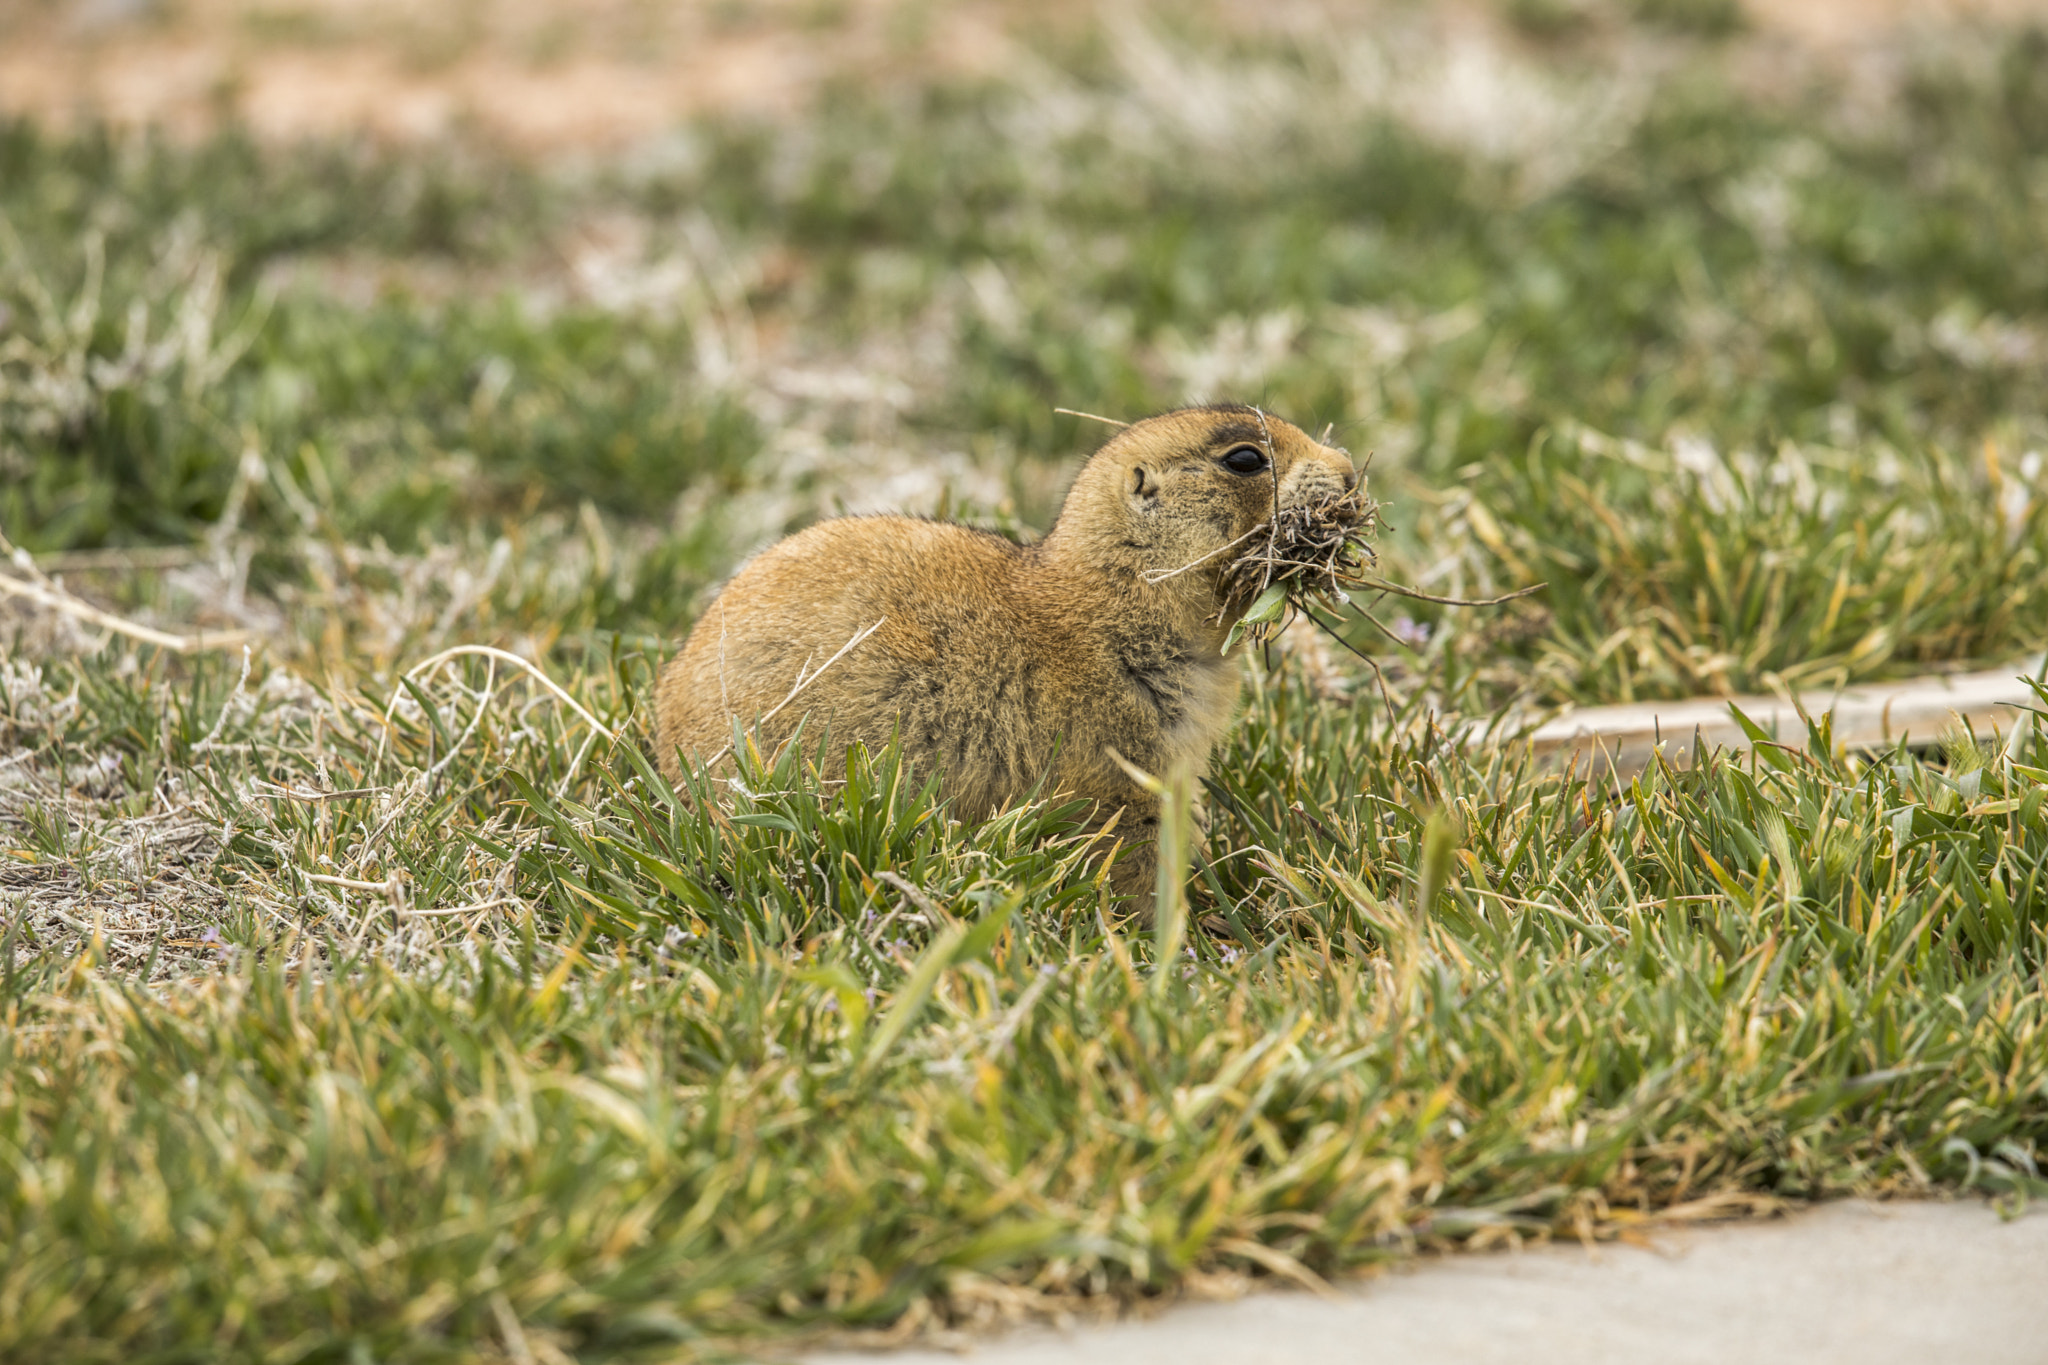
xmin=1129 ymin=465 xmax=1158 ymax=500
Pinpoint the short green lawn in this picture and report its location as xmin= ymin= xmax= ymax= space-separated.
xmin=2 ymin=9 xmax=2046 ymax=1362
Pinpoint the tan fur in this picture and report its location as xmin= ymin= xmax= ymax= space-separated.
xmin=654 ymin=405 xmax=1358 ymax=908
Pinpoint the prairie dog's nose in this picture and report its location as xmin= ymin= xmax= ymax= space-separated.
xmin=1281 ymin=449 xmax=1354 ymax=504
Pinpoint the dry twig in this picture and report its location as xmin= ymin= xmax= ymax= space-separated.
xmin=1345 ymin=576 xmax=1547 ymax=608
xmin=1052 ymin=407 xmax=1131 ymax=429
xmin=0 ymin=567 xmax=253 ymax=653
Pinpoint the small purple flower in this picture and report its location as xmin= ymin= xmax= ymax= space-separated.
xmin=1391 ymin=616 xmax=1432 ymax=647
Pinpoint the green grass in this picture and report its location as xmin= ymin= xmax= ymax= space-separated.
xmin=3 ymin=10 xmax=2048 ymax=1362
xmin=3 ymin=652 xmax=2045 ymax=1361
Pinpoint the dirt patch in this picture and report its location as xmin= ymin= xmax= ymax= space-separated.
xmin=1764 ymin=0 xmax=2048 ymax=43
xmin=4 ymin=0 xmax=2044 ymax=153
xmin=0 ymin=0 xmax=1082 ymax=150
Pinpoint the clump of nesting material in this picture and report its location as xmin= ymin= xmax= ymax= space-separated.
xmin=1218 ymin=483 xmax=1382 ymax=653
xmin=1214 ymin=473 xmax=1544 ymax=659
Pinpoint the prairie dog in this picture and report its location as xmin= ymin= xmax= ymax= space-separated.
xmin=655 ymin=405 xmax=1359 ymax=906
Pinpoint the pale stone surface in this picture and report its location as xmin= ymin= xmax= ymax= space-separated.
xmin=808 ymin=1200 xmax=2048 ymax=1365
xmin=1524 ymin=658 xmax=2046 ymax=779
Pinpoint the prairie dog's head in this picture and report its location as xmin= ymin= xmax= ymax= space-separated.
xmin=1048 ymin=405 xmax=1359 ymax=589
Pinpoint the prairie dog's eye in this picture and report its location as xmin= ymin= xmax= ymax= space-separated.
xmin=1220 ymin=445 xmax=1269 ymax=475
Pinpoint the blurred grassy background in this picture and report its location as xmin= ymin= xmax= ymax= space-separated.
xmin=3 ymin=0 xmax=2045 ymax=702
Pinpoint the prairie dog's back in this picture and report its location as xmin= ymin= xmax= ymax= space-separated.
xmin=654 ymin=515 xmax=1052 ymax=815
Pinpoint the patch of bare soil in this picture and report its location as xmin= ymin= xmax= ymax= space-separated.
xmin=0 ymin=742 xmax=229 ymax=981
xmin=4 ymin=0 xmax=2042 ymax=154
xmin=0 ymin=0 xmax=1094 ymax=151
xmin=1759 ymin=0 xmax=2048 ymax=43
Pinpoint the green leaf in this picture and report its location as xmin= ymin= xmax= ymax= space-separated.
xmin=798 ymin=963 xmax=872 ymax=1031
xmin=1243 ymin=584 xmax=1289 ymax=623
xmin=861 ymin=923 xmax=965 ymax=1073
xmin=956 ymin=890 xmax=1023 ymax=964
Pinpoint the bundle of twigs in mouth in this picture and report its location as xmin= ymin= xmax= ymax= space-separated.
xmin=1216 ymin=485 xmax=1382 ymax=642
xmin=1209 ymin=478 xmax=1545 ymax=676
